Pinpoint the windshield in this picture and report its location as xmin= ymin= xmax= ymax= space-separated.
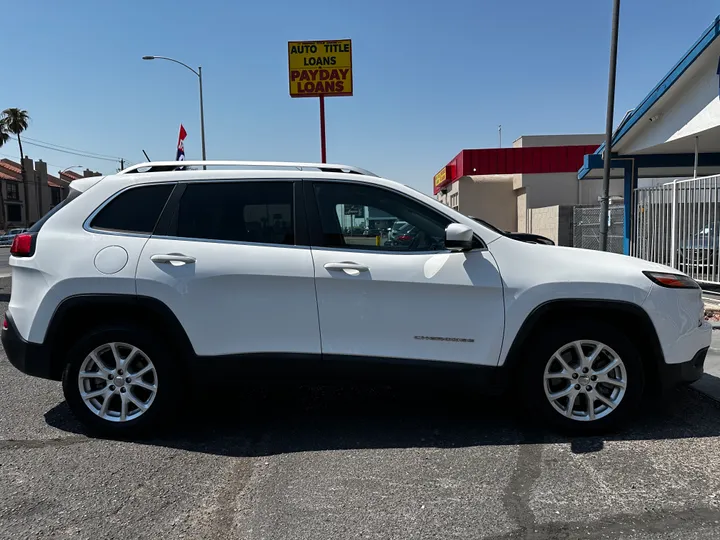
xmin=467 ymin=216 xmax=507 ymax=236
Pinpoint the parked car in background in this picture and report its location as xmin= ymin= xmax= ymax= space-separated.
xmin=0 ymin=228 xmax=28 ymax=247
xmin=676 ymin=221 xmax=720 ymax=270
xmin=468 ymin=217 xmax=555 ymax=245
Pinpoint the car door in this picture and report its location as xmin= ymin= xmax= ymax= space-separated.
xmin=305 ymin=179 xmax=505 ymax=367
xmin=135 ymin=179 xmax=321 ymax=358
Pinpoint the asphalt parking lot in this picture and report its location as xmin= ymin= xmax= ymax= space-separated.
xmin=3 ymin=276 xmax=720 ymax=539
xmin=0 ymin=248 xmax=11 ymax=278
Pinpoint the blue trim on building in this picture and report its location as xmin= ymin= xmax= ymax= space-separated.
xmin=579 ymin=16 xmax=720 ymax=180
xmin=581 ymin=152 xmax=720 ymax=175
xmin=622 ymin=165 xmax=636 ymax=255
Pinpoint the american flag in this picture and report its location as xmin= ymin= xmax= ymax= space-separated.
xmin=176 ymin=124 xmax=187 ymax=169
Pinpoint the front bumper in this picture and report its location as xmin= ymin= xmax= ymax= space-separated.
xmin=1 ymin=311 xmax=57 ymax=380
xmin=659 ymin=346 xmax=709 ymax=389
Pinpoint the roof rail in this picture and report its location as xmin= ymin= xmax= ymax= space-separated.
xmin=118 ymin=160 xmax=379 ymax=177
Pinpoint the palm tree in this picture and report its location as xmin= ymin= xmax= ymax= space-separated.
xmin=0 ymin=125 xmax=9 ymax=230
xmin=1 ymin=108 xmax=30 ymax=226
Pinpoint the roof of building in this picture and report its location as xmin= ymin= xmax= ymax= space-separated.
xmin=47 ymin=174 xmax=62 ymax=188
xmin=579 ymin=16 xmax=720 ymax=179
xmin=0 ymin=159 xmax=66 ymax=187
xmin=0 ymin=159 xmax=21 ymax=176
xmin=435 ymin=144 xmax=599 ymax=194
xmin=59 ymin=170 xmax=82 ymax=180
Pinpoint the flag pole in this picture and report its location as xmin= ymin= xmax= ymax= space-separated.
xmin=319 ymin=96 xmax=327 ymax=163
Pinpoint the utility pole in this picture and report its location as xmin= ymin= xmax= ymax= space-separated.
xmin=599 ymin=0 xmax=621 ymax=252
xmin=498 ymin=125 xmax=502 ymax=148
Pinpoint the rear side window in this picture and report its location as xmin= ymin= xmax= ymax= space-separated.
xmin=90 ymin=184 xmax=174 ymax=234
xmin=174 ymin=181 xmax=294 ymax=245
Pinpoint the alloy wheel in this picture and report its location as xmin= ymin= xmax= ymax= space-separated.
xmin=543 ymin=340 xmax=627 ymax=421
xmin=77 ymin=342 xmax=158 ymax=422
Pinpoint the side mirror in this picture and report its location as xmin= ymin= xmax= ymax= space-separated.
xmin=445 ymin=223 xmax=474 ymax=252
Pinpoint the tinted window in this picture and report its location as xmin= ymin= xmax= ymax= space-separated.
xmin=90 ymin=184 xmax=174 ymax=234
xmin=312 ymin=182 xmax=451 ymax=252
xmin=175 ymin=181 xmax=294 ymax=245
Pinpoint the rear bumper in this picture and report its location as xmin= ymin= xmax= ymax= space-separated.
xmin=659 ymin=346 xmax=709 ymax=389
xmin=1 ymin=311 xmax=57 ymax=380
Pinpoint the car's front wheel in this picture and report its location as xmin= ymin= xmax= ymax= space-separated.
xmin=523 ymin=320 xmax=645 ymax=433
xmin=62 ymin=326 xmax=178 ymax=437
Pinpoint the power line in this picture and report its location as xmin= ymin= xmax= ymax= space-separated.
xmin=9 ymin=137 xmax=123 ymax=163
xmin=20 ymin=135 xmax=121 ymax=160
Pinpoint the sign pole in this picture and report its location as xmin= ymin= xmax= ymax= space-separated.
xmin=288 ymin=39 xmax=352 ymax=164
xmin=319 ymin=95 xmax=327 ymax=163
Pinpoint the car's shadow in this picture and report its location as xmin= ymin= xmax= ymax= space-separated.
xmin=44 ymin=380 xmax=720 ymax=457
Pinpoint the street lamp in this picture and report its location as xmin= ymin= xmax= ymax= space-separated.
xmin=57 ymin=166 xmax=83 ymax=186
xmin=142 ymin=55 xmax=207 ymax=170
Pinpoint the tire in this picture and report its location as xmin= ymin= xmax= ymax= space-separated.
xmin=62 ymin=325 xmax=180 ymax=438
xmin=521 ymin=319 xmax=645 ymax=434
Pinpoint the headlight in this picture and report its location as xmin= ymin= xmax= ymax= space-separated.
xmin=643 ymin=271 xmax=700 ymax=289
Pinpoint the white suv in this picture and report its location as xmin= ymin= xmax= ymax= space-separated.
xmin=1 ymin=161 xmax=711 ymax=436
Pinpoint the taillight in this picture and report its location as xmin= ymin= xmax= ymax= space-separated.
xmin=398 ymin=234 xmax=412 ymax=241
xmin=10 ymin=233 xmax=34 ymax=257
xmin=2 ymin=317 xmax=8 ymax=330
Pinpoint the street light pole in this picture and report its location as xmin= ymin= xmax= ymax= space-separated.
xmin=142 ymin=55 xmax=207 ymax=170
xmin=599 ymin=0 xmax=621 ymax=252
xmin=198 ymin=66 xmax=206 ymax=164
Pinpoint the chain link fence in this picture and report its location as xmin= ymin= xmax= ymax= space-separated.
xmin=572 ymin=205 xmax=625 ymax=254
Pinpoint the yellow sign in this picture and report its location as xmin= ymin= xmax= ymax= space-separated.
xmin=288 ymin=39 xmax=353 ymax=98
xmin=434 ymin=166 xmax=448 ymax=187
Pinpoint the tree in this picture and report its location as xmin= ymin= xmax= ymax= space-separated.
xmin=0 ymin=125 xmax=8 ymax=229
xmin=1 ymin=108 xmax=30 ymax=226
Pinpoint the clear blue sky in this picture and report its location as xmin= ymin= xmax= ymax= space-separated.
xmin=3 ymin=0 xmax=719 ymax=192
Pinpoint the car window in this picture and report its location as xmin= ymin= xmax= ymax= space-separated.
xmin=391 ymin=221 xmax=408 ymax=232
xmin=175 ymin=181 xmax=294 ymax=245
xmin=312 ymin=182 xmax=452 ymax=252
xmin=90 ymin=184 xmax=174 ymax=234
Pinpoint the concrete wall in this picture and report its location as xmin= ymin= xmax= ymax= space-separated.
xmin=526 ymin=205 xmax=574 ymax=246
xmin=34 ymin=161 xmax=52 ymax=223
xmin=516 ymin=191 xmax=527 ymax=233
xmin=21 ymin=157 xmax=41 ymax=224
xmin=578 ymin=177 xmax=624 ymax=205
xmin=456 ymin=175 xmax=516 ymax=231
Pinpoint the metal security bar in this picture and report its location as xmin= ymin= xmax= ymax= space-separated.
xmin=573 ymin=205 xmax=625 ymax=253
xmin=633 ymin=175 xmax=720 ymax=284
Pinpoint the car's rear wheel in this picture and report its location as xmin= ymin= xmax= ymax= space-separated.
xmin=62 ymin=326 xmax=178 ymax=437
xmin=522 ymin=320 xmax=645 ymax=433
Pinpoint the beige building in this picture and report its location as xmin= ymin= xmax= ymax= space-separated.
xmin=0 ymin=158 xmax=101 ymax=229
xmin=434 ymin=134 xmax=625 ymax=244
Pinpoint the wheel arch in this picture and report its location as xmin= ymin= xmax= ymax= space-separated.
xmin=502 ymin=299 xmax=664 ymax=387
xmin=45 ymin=294 xmax=195 ymax=380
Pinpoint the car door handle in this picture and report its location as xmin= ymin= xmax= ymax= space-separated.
xmin=324 ymin=262 xmax=369 ymax=272
xmin=150 ymin=253 xmax=196 ymax=265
